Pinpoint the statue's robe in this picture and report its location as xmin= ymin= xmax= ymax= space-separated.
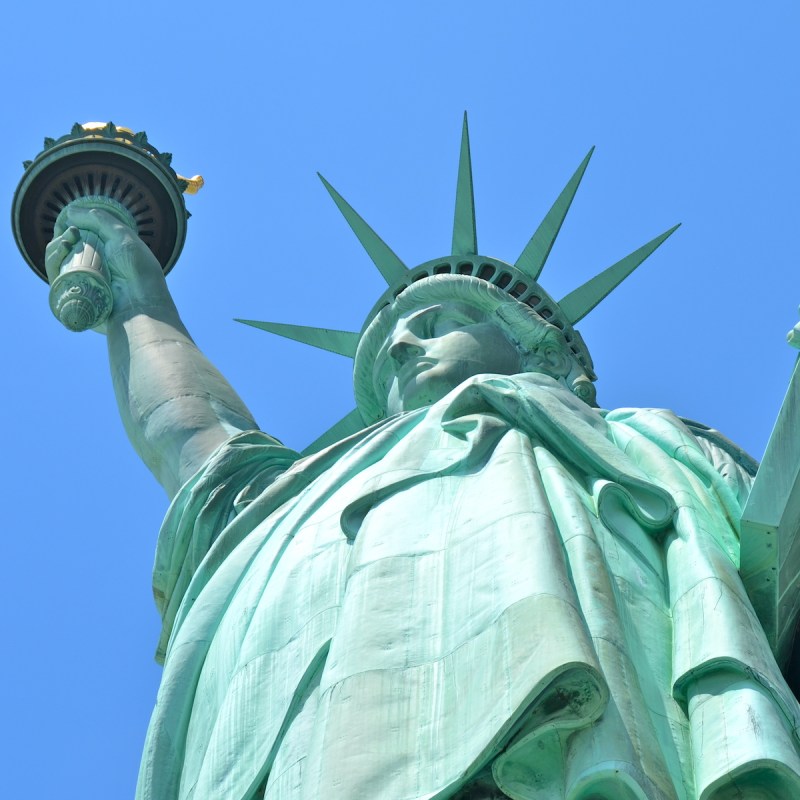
xmin=136 ymin=374 xmax=800 ymax=800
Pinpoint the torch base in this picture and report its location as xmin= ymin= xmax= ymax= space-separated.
xmin=49 ymin=268 xmax=113 ymax=332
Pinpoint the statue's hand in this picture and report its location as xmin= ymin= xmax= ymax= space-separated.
xmin=45 ymin=205 xmax=167 ymax=313
xmin=44 ymin=224 xmax=81 ymax=284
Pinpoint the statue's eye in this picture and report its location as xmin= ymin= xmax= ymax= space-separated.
xmin=432 ymin=314 xmax=474 ymax=337
xmin=409 ymin=311 xmax=438 ymax=339
xmin=422 ymin=315 xmax=439 ymax=337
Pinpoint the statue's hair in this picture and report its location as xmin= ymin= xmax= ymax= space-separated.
xmin=354 ymin=274 xmax=597 ymax=422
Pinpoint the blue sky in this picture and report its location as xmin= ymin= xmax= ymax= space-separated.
xmin=1 ymin=2 xmax=799 ymax=796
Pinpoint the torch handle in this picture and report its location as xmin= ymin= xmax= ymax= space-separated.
xmin=48 ymin=196 xmax=138 ymax=332
xmin=48 ymin=230 xmax=113 ymax=331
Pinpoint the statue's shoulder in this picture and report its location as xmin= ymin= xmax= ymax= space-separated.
xmin=678 ymin=416 xmax=759 ymax=477
xmin=604 ymin=406 xmax=758 ymax=478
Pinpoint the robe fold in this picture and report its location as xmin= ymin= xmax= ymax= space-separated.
xmin=136 ymin=374 xmax=800 ymax=800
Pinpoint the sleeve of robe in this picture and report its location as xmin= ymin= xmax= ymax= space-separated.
xmin=152 ymin=430 xmax=301 ymax=664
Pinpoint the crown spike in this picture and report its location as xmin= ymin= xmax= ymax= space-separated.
xmin=558 ymin=224 xmax=680 ymax=325
xmin=302 ymin=408 xmax=365 ymax=456
xmin=235 ymin=319 xmax=360 ymax=358
xmin=451 ymin=112 xmax=478 ymax=256
xmin=515 ymin=147 xmax=595 ymax=281
xmin=318 ymin=174 xmax=408 ymax=285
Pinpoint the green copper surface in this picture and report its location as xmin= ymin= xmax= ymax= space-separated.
xmin=250 ymin=134 xmax=676 ymax=418
xmin=12 ymin=121 xmax=197 ymax=284
xmin=514 ymin=147 xmax=594 ymax=280
xmin=451 ymin=112 xmax=478 ymax=256
xmin=558 ymin=223 xmax=680 ymax=324
xmin=28 ymin=118 xmax=800 ymax=800
xmin=741 ymin=354 xmax=800 ymax=665
xmin=318 ymin=173 xmax=408 ymax=285
xmin=235 ymin=319 xmax=359 ymax=358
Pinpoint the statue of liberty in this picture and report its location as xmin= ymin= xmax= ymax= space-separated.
xmin=34 ymin=117 xmax=800 ymax=799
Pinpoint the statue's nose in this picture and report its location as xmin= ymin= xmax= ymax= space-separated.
xmin=388 ymin=334 xmax=425 ymax=365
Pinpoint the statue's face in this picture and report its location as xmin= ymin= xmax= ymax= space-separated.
xmin=374 ymin=301 xmax=523 ymax=414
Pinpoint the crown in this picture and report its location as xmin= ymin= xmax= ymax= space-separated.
xmin=237 ymin=114 xmax=678 ymax=454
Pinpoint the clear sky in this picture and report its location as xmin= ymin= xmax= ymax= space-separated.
xmin=1 ymin=2 xmax=799 ymax=796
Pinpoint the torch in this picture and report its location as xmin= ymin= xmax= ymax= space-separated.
xmin=12 ymin=122 xmax=202 ymax=331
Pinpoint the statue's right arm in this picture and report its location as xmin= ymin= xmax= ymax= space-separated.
xmin=46 ymin=207 xmax=259 ymax=498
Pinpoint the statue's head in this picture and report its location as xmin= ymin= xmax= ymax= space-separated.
xmin=355 ymin=273 xmax=591 ymax=420
xmin=237 ymin=115 xmax=678 ymax=450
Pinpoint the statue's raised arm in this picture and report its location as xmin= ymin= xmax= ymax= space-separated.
xmin=46 ymin=205 xmax=257 ymax=496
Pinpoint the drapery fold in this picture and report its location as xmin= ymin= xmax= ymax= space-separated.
xmin=138 ymin=374 xmax=800 ymax=800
